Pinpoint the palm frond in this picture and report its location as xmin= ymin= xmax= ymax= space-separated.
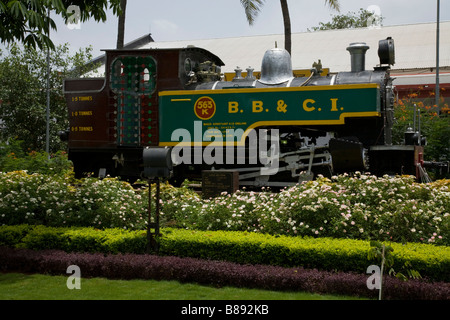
xmin=240 ymin=0 xmax=265 ymax=25
xmin=325 ymin=0 xmax=340 ymax=12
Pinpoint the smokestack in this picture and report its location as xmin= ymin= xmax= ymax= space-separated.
xmin=347 ymin=42 xmax=370 ymax=72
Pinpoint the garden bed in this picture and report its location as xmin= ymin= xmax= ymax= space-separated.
xmin=1 ymin=171 xmax=449 ymax=299
xmin=1 ymin=225 xmax=449 ymax=283
xmin=1 ymin=171 xmax=448 ymax=246
xmin=1 ymin=246 xmax=448 ymax=300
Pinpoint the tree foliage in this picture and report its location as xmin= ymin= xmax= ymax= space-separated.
xmin=0 ymin=0 xmax=121 ymax=50
xmin=0 ymin=43 xmax=99 ymax=152
xmin=392 ymin=90 xmax=450 ymax=166
xmin=308 ymin=8 xmax=383 ymax=31
xmin=239 ymin=0 xmax=265 ymax=26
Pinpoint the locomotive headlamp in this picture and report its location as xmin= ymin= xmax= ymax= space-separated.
xmin=378 ymin=37 xmax=395 ymax=66
xmin=142 ymin=147 xmax=173 ymax=179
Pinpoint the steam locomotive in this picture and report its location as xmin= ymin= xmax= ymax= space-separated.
xmin=62 ymin=37 xmax=429 ymax=186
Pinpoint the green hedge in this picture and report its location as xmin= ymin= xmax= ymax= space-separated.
xmin=159 ymin=228 xmax=450 ymax=282
xmin=1 ymin=225 xmax=449 ymax=282
xmin=0 ymin=225 xmax=146 ymax=254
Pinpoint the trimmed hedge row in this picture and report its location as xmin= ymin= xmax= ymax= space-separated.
xmin=1 ymin=224 xmax=449 ymax=282
xmin=1 ymin=246 xmax=449 ymax=300
xmin=159 ymin=229 xmax=450 ymax=283
xmin=0 ymin=224 xmax=146 ymax=254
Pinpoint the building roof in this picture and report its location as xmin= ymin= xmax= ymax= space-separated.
xmin=89 ymin=22 xmax=450 ymax=77
xmin=140 ymin=21 xmax=450 ymax=74
xmin=85 ymin=33 xmax=155 ymax=71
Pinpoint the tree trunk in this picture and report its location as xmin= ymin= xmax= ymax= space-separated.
xmin=280 ymin=0 xmax=291 ymax=56
xmin=116 ymin=0 xmax=127 ymax=49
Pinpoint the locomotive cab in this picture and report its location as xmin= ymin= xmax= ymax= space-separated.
xmin=63 ymin=47 xmax=224 ymax=180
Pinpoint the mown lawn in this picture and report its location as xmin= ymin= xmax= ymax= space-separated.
xmin=0 ymin=272 xmax=367 ymax=300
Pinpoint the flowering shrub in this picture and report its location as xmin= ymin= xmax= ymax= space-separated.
xmin=0 ymin=140 xmax=73 ymax=175
xmin=163 ymin=173 xmax=450 ymax=246
xmin=68 ymin=178 xmax=147 ymax=229
xmin=0 ymin=171 xmax=147 ymax=230
xmin=1 ymin=171 xmax=449 ymax=246
xmin=0 ymin=171 xmax=71 ymax=225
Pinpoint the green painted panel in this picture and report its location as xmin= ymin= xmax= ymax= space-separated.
xmin=159 ymin=84 xmax=380 ymax=146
